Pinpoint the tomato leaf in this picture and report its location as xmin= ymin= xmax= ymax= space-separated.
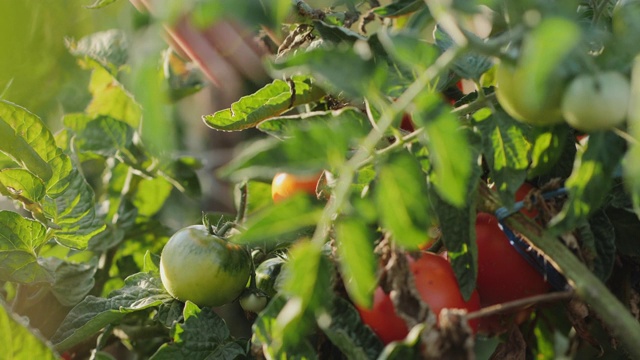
xmin=529 ymin=124 xmax=571 ymax=178
xmin=85 ymin=66 xmax=142 ymax=129
xmin=232 ymin=195 xmax=322 ymax=246
xmin=51 ymin=272 xmax=173 ymax=351
xmin=583 ymin=210 xmax=616 ymax=282
xmin=0 ymin=168 xmax=46 ymax=204
xmin=203 ymin=75 xmax=325 ymax=131
xmin=335 ymin=217 xmax=377 ymax=308
xmin=372 ymin=0 xmax=426 ymax=17
xmin=44 ymin=168 xmax=106 ymax=249
xmin=434 ymin=25 xmax=493 ymax=80
xmin=377 ymin=29 xmax=439 ymax=73
xmin=375 ymin=151 xmax=433 ymax=249
xmin=63 ymin=115 xmax=135 ymax=158
xmin=318 ymin=297 xmax=383 ymax=360
xmin=0 ymin=300 xmax=60 ymax=360
xmin=413 ymin=93 xmax=474 ymax=207
xmin=550 ymin=131 xmax=626 ymax=233
xmin=219 ymin=108 xmax=370 ymax=181
xmin=281 ymin=241 xmax=335 ymax=314
xmin=430 ymin=190 xmax=478 ymax=301
xmin=41 ymin=257 xmax=98 ymax=307
xmin=272 ymin=47 xmax=383 ymax=98
xmin=0 ymin=211 xmax=51 ymax=284
xmin=252 ymin=295 xmax=318 ymax=359
xmin=476 ymin=109 xmax=530 ymax=207
xmin=66 ymin=29 xmax=128 ymax=76
xmin=150 ymin=301 xmax=245 ymax=360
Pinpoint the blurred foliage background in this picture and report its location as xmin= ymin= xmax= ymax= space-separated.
xmin=0 ymin=0 xmax=134 ymax=126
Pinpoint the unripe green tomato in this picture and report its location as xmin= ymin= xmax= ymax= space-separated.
xmin=495 ymin=63 xmax=564 ymax=126
xmin=160 ymin=225 xmax=251 ymax=307
xmin=561 ymin=71 xmax=630 ymax=132
xmin=239 ymin=292 xmax=268 ymax=313
xmin=255 ymin=257 xmax=285 ymax=298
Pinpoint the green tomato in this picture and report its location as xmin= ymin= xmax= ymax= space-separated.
xmin=255 ymin=257 xmax=285 ymax=298
xmin=561 ymin=71 xmax=630 ymax=132
xmin=239 ymin=292 xmax=268 ymax=313
xmin=495 ymin=18 xmax=580 ymax=126
xmin=160 ymin=225 xmax=251 ymax=307
xmin=495 ymin=63 xmax=564 ymax=126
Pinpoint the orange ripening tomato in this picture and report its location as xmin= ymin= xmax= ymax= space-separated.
xmin=271 ymin=172 xmax=321 ymax=203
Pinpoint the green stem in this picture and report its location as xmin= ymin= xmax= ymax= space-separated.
xmin=310 ymin=46 xmax=464 ymax=246
xmin=477 ymin=182 xmax=640 ymax=358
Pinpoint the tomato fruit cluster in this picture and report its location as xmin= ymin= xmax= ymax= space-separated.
xmin=159 ymin=225 xmax=252 ymax=307
xmin=356 ymin=252 xmax=481 ymax=344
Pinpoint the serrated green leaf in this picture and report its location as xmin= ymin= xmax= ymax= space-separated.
xmin=232 ymin=195 xmax=322 ymax=246
xmin=0 ymin=168 xmax=46 ymax=204
xmin=413 ymin=93 xmax=473 ymax=207
xmin=130 ymin=176 xmax=174 ymax=218
xmin=551 ymin=132 xmax=627 ymax=233
xmin=529 ymin=124 xmax=570 ymax=178
xmin=0 ymin=211 xmax=51 ymax=284
xmin=257 ymin=107 xmax=363 ymax=139
xmin=0 ymin=300 xmax=59 ymax=360
xmin=0 ymin=101 xmax=72 ymax=192
xmin=252 ymin=295 xmax=318 ymax=360
xmin=45 ymin=168 xmax=106 ymax=249
xmin=203 ymin=75 xmax=325 ymax=131
xmin=585 ymin=210 xmax=616 ymax=281
xmin=477 ymin=110 xmax=530 ymax=207
xmin=52 ymin=272 xmax=172 ymax=351
xmin=150 ymin=301 xmax=245 ymax=360
xmin=281 ymin=241 xmax=334 ymax=313
xmin=41 ymin=257 xmax=97 ymax=307
xmin=375 ymin=151 xmax=433 ymax=249
xmin=430 ymin=190 xmax=477 ymax=301
xmin=273 ymin=47 xmax=382 ymax=98
xmin=372 ymin=0 xmax=425 ymax=17
xmin=312 ymin=20 xmax=368 ymax=43
xmin=86 ymin=66 xmax=142 ymax=128
xmin=319 ymin=297 xmax=384 ymax=360
xmin=65 ymin=115 xmax=135 ymax=158
xmin=335 ymin=217 xmax=377 ymax=308
xmin=377 ymin=29 xmax=439 ymax=73
xmin=433 ymin=25 xmax=493 ymax=80
xmin=66 ymin=29 xmax=128 ymax=75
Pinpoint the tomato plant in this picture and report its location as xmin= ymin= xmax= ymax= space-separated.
xmin=3 ymin=1 xmax=640 ymax=359
xmin=561 ymin=71 xmax=631 ymax=132
xmin=160 ymin=225 xmax=251 ymax=307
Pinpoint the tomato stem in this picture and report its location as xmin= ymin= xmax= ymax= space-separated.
xmin=477 ymin=181 xmax=640 ymax=358
xmin=466 ymin=290 xmax=574 ymax=320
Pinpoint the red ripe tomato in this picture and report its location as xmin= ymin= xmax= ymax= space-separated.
xmin=356 ymin=287 xmax=409 ymax=344
xmin=409 ymin=253 xmax=481 ymax=332
xmin=271 ymin=172 xmax=321 ymax=203
xmin=475 ymin=213 xmax=550 ymax=307
xmin=515 ymin=182 xmax=539 ymax=219
xmin=357 ymin=253 xmax=481 ymax=344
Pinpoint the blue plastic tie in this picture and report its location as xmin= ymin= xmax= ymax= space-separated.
xmin=494 ymin=187 xmax=570 ymax=291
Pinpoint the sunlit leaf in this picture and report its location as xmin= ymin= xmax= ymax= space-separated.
xmin=0 ymin=211 xmax=51 ymax=284
xmin=0 ymin=300 xmax=59 ymax=360
xmin=335 ymin=217 xmax=377 ymax=308
xmin=551 ymin=132 xmax=626 ymax=233
xmin=203 ymin=75 xmax=325 ymax=131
